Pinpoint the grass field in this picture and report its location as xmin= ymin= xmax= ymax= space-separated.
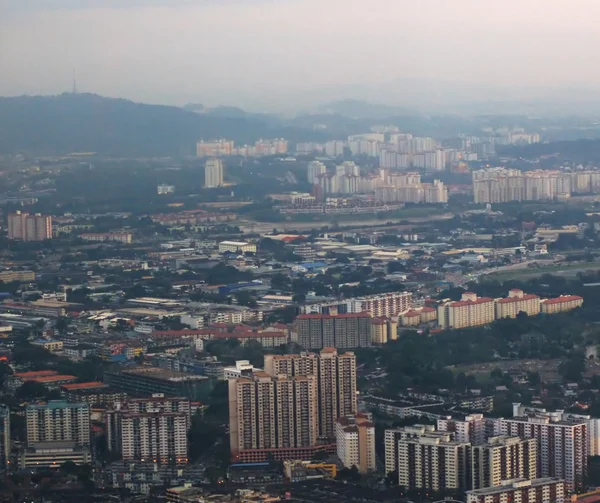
xmin=482 ymin=261 xmax=600 ymax=282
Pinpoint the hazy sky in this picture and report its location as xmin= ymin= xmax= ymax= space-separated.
xmin=2 ymin=0 xmax=600 ymax=111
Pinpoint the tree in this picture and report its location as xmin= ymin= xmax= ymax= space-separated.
xmin=560 ymin=353 xmax=586 ymax=382
xmin=61 ymin=461 xmax=78 ymax=475
xmin=55 ymin=316 xmax=70 ymax=334
xmin=233 ymin=290 xmax=258 ymax=308
xmin=387 ymin=261 xmax=406 ymax=274
xmin=270 ymin=273 xmax=291 ymax=291
xmin=0 ymin=362 xmax=12 ymax=388
xmin=527 ymin=371 xmax=541 ymax=386
xmin=337 ymin=465 xmax=361 ymax=481
xmin=16 ymin=381 xmax=60 ymax=401
xmin=292 ymin=293 xmax=306 ymax=304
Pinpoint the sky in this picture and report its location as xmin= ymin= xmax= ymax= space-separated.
xmin=2 ymin=0 xmax=600 ymax=111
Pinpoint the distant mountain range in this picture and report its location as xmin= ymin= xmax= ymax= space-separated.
xmin=2 ymin=93 xmax=599 ymax=157
xmin=311 ymin=99 xmax=419 ymax=119
xmin=0 ymin=93 xmax=325 ymax=157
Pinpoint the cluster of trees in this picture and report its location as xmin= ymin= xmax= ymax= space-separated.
xmin=202 ymin=338 xmax=302 ymax=367
xmin=358 ymin=309 xmax=589 ymax=397
xmin=11 ymin=339 xmax=106 ymax=383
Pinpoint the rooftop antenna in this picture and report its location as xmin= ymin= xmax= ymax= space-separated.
xmin=72 ymin=69 xmax=78 ymax=94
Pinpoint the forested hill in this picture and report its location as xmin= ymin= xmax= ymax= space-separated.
xmin=0 ymin=93 xmax=323 ymax=157
xmin=498 ymin=138 xmax=600 ymax=163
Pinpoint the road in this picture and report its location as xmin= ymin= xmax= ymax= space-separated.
xmin=240 ymin=213 xmax=455 ymax=234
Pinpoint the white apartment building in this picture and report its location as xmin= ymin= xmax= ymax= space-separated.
xmin=119 ymin=413 xmax=188 ymax=463
xmin=437 ymin=292 xmax=495 ymax=329
xmin=302 ymin=292 xmax=412 ymax=318
xmin=495 ymin=289 xmax=541 ymax=319
xmin=466 ymin=478 xmax=565 ymax=503
xmin=513 ymin=402 xmax=600 ymax=457
xmin=335 ymin=414 xmax=376 ymax=474
xmin=385 ymin=424 xmax=470 ymax=491
xmin=490 ymin=414 xmax=587 ymax=490
xmin=397 ymin=432 xmax=470 ymax=491
xmin=437 ymin=413 xmax=486 ymax=444
xmin=471 ymin=436 xmax=537 ymax=490
xmin=384 ymin=424 xmax=437 ymax=476
xmin=26 ymin=400 xmax=90 ymax=447
xmin=325 ymin=140 xmax=345 ymax=157
xmin=204 ymin=158 xmax=224 ymax=188
xmin=472 ymin=168 xmax=572 ymax=203
xmin=107 ymin=396 xmax=190 ymax=464
xmin=307 ymin=161 xmax=327 ymax=185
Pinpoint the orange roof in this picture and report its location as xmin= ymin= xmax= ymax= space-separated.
xmin=321 ymin=347 xmax=338 ymax=353
xmin=297 ymin=312 xmax=371 ymax=320
xmin=496 ymin=294 xmax=539 ymax=304
xmin=28 ymin=375 xmax=77 ymax=383
xmin=152 ymin=329 xmax=215 ymax=337
xmin=15 ymin=370 xmax=58 ymax=378
xmin=213 ymin=331 xmax=285 ymax=339
xmin=61 ymin=381 xmax=107 ymax=390
xmin=543 ymin=295 xmax=583 ymax=305
xmin=450 ymin=297 xmax=494 ymax=307
xmin=577 ymin=496 xmax=600 ymax=503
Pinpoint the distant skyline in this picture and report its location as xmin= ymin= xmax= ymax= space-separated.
xmin=3 ymin=0 xmax=600 ymax=112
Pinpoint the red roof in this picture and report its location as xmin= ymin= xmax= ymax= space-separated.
xmin=577 ymin=496 xmax=600 ymax=503
xmin=213 ymin=331 xmax=285 ymax=339
xmin=543 ymin=295 xmax=583 ymax=305
xmin=152 ymin=329 xmax=215 ymax=337
xmin=297 ymin=312 xmax=371 ymax=320
xmin=28 ymin=375 xmax=77 ymax=383
xmin=496 ymin=294 xmax=539 ymax=304
xmin=62 ymin=381 xmax=107 ymax=390
xmin=321 ymin=347 xmax=338 ymax=353
xmin=421 ymin=307 xmax=436 ymax=313
xmin=403 ymin=311 xmax=421 ymax=318
xmin=15 ymin=370 xmax=58 ymax=378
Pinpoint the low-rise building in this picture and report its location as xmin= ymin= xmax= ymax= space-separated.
xmin=223 ymin=360 xmax=257 ymax=380
xmin=0 ymin=270 xmax=35 ymax=283
xmin=61 ymin=382 xmax=128 ymax=407
xmin=104 ymin=367 xmax=213 ymax=401
xmin=19 ymin=441 xmax=92 ymax=469
xmin=541 ymin=295 xmax=584 ymax=313
xmin=465 ymin=478 xmax=566 ymax=503
xmin=218 ymin=241 xmax=257 ymax=254
xmin=495 ymin=289 xmax=540 ymax=319
xmin=31 ymin=339 xmax=63 ymax=353
xmin=80 ymin=232 xmax=133 ymax=244
xmin=438 ymin=292 xmax=495 ymax=329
